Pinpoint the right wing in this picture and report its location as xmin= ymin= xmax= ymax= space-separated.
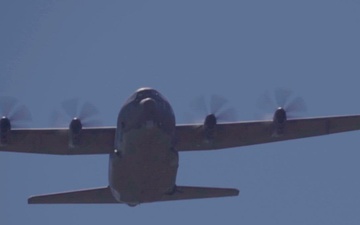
xmin=0 ymin=127 xmax=115 ymax=155
xmin=175 ymin=115 xmax=360 ymax=151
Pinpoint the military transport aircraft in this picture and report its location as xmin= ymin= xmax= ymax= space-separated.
xmin=1 ymin=87 xmax=360 ymax=206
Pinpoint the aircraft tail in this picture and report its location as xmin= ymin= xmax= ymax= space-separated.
xmin=28 ymin=186 xmax=118 ymax=204
xmin=28 ymin=185 xmax=239 ymax=204
xmin=158 ymin=186 xmax=239 ymax=202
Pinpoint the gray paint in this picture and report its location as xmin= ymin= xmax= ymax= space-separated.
xmin=109 ymin=88 xmax=178 ymax=205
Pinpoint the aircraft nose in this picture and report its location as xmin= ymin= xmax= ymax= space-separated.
xmin=140 ymin=98 xmax=157 ymax=113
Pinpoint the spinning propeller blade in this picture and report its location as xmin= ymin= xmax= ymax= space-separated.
xmin=257 ymin=88 xmax=307 ymax=119
xmin=0 ymin=96 xmax=32 ymax=128
xmin=51 ymin=98 xmax=101 ymax=127
xmin=189 ymin=95 xmax=237 ymax=123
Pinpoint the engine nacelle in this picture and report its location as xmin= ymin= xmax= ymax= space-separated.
xmin=204 ymin=114 xmax=217 ymax=140
xmin=0 ymin=117 xmax=11 ymax=145
xmin=273 ymin=107 xmax=287 ymax=136
xmin=69 ymin=118 xmax=82 ymax=147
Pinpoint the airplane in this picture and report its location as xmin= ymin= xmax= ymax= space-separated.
xmin=1 ymin=87 xmax=360 ymax=207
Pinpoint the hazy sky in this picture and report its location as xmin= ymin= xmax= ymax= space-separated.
xmin=1 ymin=1 xmax=360 ymax=225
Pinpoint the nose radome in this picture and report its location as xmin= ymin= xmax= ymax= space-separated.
xmin=140 ymin=98 xmax=157 ymax=112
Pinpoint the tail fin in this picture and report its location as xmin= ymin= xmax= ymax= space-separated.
xmin=158 ymin=186 xmax=239 ymax=202
xmin=28 ymin=186 xmax=119 ymax=204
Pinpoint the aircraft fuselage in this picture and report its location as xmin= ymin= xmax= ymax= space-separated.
xmin=109 ymin=88 xmax=179 ymax=205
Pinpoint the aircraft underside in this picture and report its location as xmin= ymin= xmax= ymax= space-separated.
xmin=4 ymin=87 xmax=360 ymax=206
xmin=109 ymin=126 xmax=179 ymax=205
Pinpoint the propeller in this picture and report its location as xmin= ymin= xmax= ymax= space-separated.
xmin=50 ymin=98 xmax=101 ymax=127
xmin=256 ymin=88 xmax=307 ymax=119
xmin=0 ymin=96 xmax=32 ymax=128
xmin=189 ymin=95 xmax=237 ymax=126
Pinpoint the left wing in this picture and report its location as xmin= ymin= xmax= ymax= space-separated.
xmin=175 ymin=115 xmax=360 ymax=151
xmin=0 ymin=127 xmax=115 ymax=155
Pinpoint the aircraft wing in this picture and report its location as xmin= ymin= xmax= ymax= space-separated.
xmin=0 ymin=127 xmax=115 ymax=155
xmin=175 ymin=115 xmax=360 ymax=151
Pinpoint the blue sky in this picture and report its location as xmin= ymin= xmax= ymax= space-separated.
xmin=1 ymin=1 xmax=360 ymax=224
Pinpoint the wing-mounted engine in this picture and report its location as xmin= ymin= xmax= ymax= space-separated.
xmin=257 ymin=88 xmax=307 ymax=138
xmin=204 ymin=114 xmax=217 ymax=140
xmin=272 ymin=107 xmax=287 ymax=136
xmin=51 ymin=98 xmax=101 ymax=148
xmin=69 ymin=118 xmax=82 ymax=148
xmin=0 ymin=117 xmax=11 ymax=144
xmin=188 ymin=95 xmax=236 ymax=142
xmin=0 ymin=97 xmax=32 ymax=145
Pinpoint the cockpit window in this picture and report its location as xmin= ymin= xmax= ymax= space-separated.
xmin=124 ymin=88 xmax=168 ymax=106
xmin=135 ymin=88 xmax=160 ymax=100
xmin=123 ymin=92 xmax=137 ymax=105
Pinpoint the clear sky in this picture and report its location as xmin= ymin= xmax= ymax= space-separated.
xmin=1 ymin=1 xmax=360 ymax=224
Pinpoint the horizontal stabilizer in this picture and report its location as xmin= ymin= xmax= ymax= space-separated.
xmin=28 ymin=186 xmax=119 ymax=204
xmin=159 ymin=186 xmax=239 ymax=202
xmin=28 ymin=186 xmax=239 ymax=205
